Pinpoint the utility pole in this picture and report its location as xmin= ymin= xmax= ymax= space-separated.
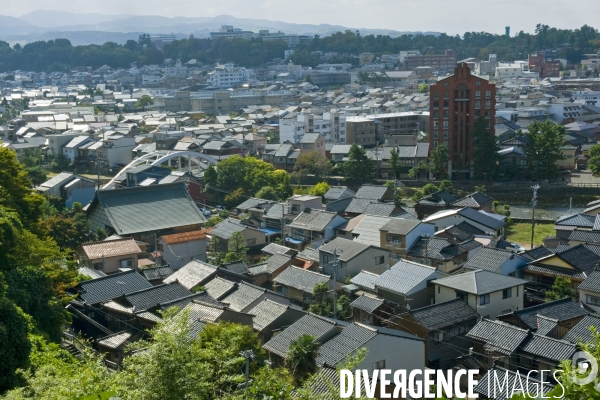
xmin=531 ymin=184 xmax=540 ymax=250
xmin=330 ymin=248 xmax=340 ymax=319
xmin=281 ymin=203 xmax=285 ymax=243
xmin=239 ymin=349 xmax=255 ymax=392
xmin=421 ymin=234 xmax=430 ymax=266
xmin=569 ymin=197 xmax=572 ymax=214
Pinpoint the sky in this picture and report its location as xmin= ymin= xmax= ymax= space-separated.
xmin=4 ymin=0 xmax=600 ymax=35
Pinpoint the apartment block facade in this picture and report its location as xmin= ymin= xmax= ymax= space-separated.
xmin=404 ymin=49 xmax=457 ymax=73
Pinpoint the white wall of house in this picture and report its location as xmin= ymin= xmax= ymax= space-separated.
xmin=322 ymin=247 xmax=390 ymax=281
xmin=580 ymin=288 xmax=600 ymax=314
xmin=357 ymin=334 xmax=425 ymax=373
xmin=434 ymin=284 xmax=524 ymax=319
xmin=405 ymin=223 xmax=436 ymax=249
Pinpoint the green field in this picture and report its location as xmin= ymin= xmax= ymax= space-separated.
xmin=505 ymin=223 xmax=556 ymax=247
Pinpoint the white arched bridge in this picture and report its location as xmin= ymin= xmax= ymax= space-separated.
xmin=103 ymin=150 xmax=218 ymax=189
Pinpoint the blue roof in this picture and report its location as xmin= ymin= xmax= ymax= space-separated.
xmin=285 ymin=237 xmax=304 ymax=244
xmin=259 ymin=228 xmax=281 ymax=235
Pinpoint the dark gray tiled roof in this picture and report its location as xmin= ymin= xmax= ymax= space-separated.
xmin=350 ymin=295 xmax=384 ymax=313
xmin=263 ymin=313 xmax=347 ymax=358
xmin=417 ymin=190 xmax=457 ymax=206
xmin=163 ymin=260 xmax=218 ymax=289
xmin=578 ymin=269 xmax=600 ymax=292
xmin=349 ymin=270 xmax=379 ymax=291
xmin=463 ymin=248 xmax=520 ymax=272
xmin=344 ymin=198 xmax=378 ymax=214
xmin=142 ymin=266 xmax=174 ymax=281
xmin=458 ymin=207 xmax=505 ymax=230
xmin=326 ymin=196 xmax=353 ymax=213
xmin=535 ymin=315 xmax=558 ymax=336
xmin=324 ymin=187 xmax=355 ymax=201
xmin=248 ymin=299 xmax=305 ymax=332
xmin=380 ymin=219 xmax=421 ymax=235
xmin=354 ymin=185 xmax=390 ymax=200
xmin=248 ymin=253 xmax=292 ymax=276
xmin=303 ymin=366 xmax=369 ymax=400
xmin=555 ymin=213 xmax=595 ymax=228
xmin=556 ymin=244 xmax=600 ymax=275
xmin=569 ymin=229 xmax=600 ymax=243
xmin=236 ymin=197 xmax=273 ymax=211
xmin=220 ymin=260 xmax=250 ymax=276
xmin=220 ymin=281 xmax=266 ymax=312
xmin=362 ymin=202 xmax=403 ymax=217
xmin=475 ymin=367 xmax=555 ymax=400
xmin=522 ymin=246 xmax=555 ymax=261
xmin=432 ymin=269 xmax=527 ymax=295
xmin=407 ymin=299 xmax=479 ymax=331
xmin=297 ymin=247 xmax=320 ymax=262
xmin=273 ymin=266 xmax=330 ymax=293
xmin=315 ymin=323 xmax=377 ymax=366
xmin=521 ymin=333 xmax=576 ymax=362
xmin=78 ymin=270 xmax=153 ymax=305
xmin=451 ymin=192 xmax=494 ymax=208
xmin=407 ymin=236 xmax=466 ymax=261
xmin=374 ymin=260 xmax=438 ymax=295
xmin=524 ymin=263 xmax=587 ymax=280
xmin=124 ymin=282 xmax=192 ymax=312
xmin=92 ymin=182 xmax=207 ymax=235
xmin=211 ymin=218 xmax=248 ymax=239
xmin=563 ymin=315 xmax=600 ymax=344
xmin=288 ymin=209 xmax=342 ymax=232
xmin=204 ymin=277 xmax=237 ymax=300
xmin=507 ymin=298 xmax=588 ymax=330
xmin=594 ymin=213 xmax=600 ymax=231
xmin=319 ymin=237 xmax=372 ymax=262
xmin=467 ymin=319 xmax=529 ymax=355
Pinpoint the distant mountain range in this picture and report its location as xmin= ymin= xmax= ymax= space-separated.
xmin=0 ymin=11 xmax=440 ymax=45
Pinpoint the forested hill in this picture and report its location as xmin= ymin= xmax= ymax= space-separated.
xmin=0 ymin=24 xmax=598 ymax=72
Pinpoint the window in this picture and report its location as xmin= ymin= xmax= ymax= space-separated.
xmin=475 ymin=90 xmax=481 ymax=98
xmin=291 ymin=204 xmax=300 ymax=213
xmin=475 ymin=100 xmax=481 ymax=109
xmin=386 ymin=235 xmax=402 ymax=244
xmin=247 ymin=238 xmax=256 ymax=246
xmin=443 ymin=82 xmax=449 ymax=87
xmin=516 ymin=286 xmax=519 ymax=297
xmin=302 ymin=143 xmax=311 ymax=149
xmin=433 ymin=91 xmax=439 ymax=98
xmin=485 ymin=100 xmax=491 ymax=108
xmin=456 ymin=291 xmax=466 ymax=301
xmin=480 ymin=294 xmax=490 ymax=305
xmin=587 ymin=295 xmax=600 ymax=306
xmin=475 ymin=81 xmax=481 ymax=87
xmin=443 ymin=91 xmax=449 ymax=99
xmin=502 ymin=288 xmax=512 ymax=299
xmin=92 ymin=262 xmax=103 ymax=270
xmin=373 ymin=360 xmax=385 ymax=369
xmin=375 ymin=256 xmax=385 ymax=265
xmin=433 ymin=130 xmax=439 ymax=139
xmin=485 ymin=90 xmax=491 ymax=98
xmin=433 ymin=110 xmax=439 ymax=118
xmin=443 ymin=130 xmax=448 ymax=138
xmin=433 ymin=331 xmax=444 ymax=341
xmin=120 ymin=259 xmax=133 ymax=268
xmin=438 ymin=286 xmax=440 ymax=294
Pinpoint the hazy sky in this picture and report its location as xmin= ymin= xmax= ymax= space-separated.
xmin=5 ymin=0 xmax=600 ymax=35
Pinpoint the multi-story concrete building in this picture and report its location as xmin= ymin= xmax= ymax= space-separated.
xmin=403 ymin=49 xmax=457 ymax=73
xmin=429 ymin=63 xmax=496 ymax=179
xmin=208 ymin=64 xmax=250 ymax=88
xmin=279 ymin=112 xmax=347 ymax=143
xmin=209 ymin=25 xmax=254 ymax=40
xmin=304 ymin=70 xmax=351 ymax=88
xmin=345 ymin=111 xmax=430 ymax=147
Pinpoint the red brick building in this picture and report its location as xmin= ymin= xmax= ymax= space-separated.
xmin=429 ymin=63 xmax=496 ymax=179
xmin=528 ymin=52 xmax=561 ymax=78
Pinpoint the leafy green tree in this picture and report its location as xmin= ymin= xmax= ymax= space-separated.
xmin=135 ymin=95 xmax=153 ymax=110
xmin=0 ymin=273 xmax=32 ymax=392
xmin=438 ymin=180 xmax=454 ymax=194
xmin=255 ymin=186 xmax=278 ymax=201
xmin=225 ymin=231 xmax=248 ymax=263
xmin=205 ymin=216 xmax=223 ymax=228
xmin=292 ymin=151 xmax=331 ymax=184
xmin=493 ymin=201 xmax=512 ymax=225
xmin=418 ymin=83 xmax=429 ymax=93
xmin=25 ymin=166 xmax=48 ymax=186
xmin=587 ymin=143 xmax=600 ymax=177
xmin=308 ymin=282 xmax=332 ymax=316
xmin=204 ymin=165 xmax=217 ymax=187
xmin=522 ymin=121 xmax=566 ymax=180
xmin=308 ymin=182 xmax=330 ymax=200
xmin=428 ymin=144 xmax=449 ymax=180
xmin=472 ymin=116 xmax=500 ymax=179
xmin=286 ymin=334 xmax=321 ymax=382
xmin=546 ymin=276 xmax=575 ymax=301
xmin=389 ymin=147 xmax=401 ymax=179
xmin=336 ymin=295 xmax=352 ymax=319
xmin=340 ymin=144 xmax=374 ymax=183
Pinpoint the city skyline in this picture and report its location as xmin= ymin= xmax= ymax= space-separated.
xmin=3 ymin=0 xmax=600 ymax=36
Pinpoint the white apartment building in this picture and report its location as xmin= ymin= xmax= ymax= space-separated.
xmin=495 ymin=62 xmax=539 ymax=79
xmin=548 ymin=102 xmax=582 ymax=121
xmin=208 ymin=64 xmax=250 ymax=88
xmin=209 ymin=25 xmax=254 ymax=40
xmin=573 ymin=90 xmax=600 ymax=105
xmin=279 ymin=112 xmax=347 ymax=143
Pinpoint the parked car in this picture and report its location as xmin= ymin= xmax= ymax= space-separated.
xmin=510 ymin=243 xmax=526 ymax=252
xmin=200 ymin=208 xmax=212 ymax=216
xmin=215 ymin=205 xmax=224 ymax=211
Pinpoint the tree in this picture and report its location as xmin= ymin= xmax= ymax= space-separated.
xmin=588 ymin=144 xmax=600 ymax=176
xmin=225 ymin=231 xmax=248 ymax=263
xmin=255 ymin=186 xmax=278 ymax=201
xmin=493 ymin=200 xmax=512 ymax=225
xmin=438 ymin=180 xmax=454 ymax=194
xmin=472 ymin=116 xmax=500 ymax=179
xmin=545 ymin=276 xmax=575 ymax=301
xmin=389 ymin=147 xmax=401 ymax=179
xmin=340 ymin=144 xmax=374 ymax=183
xmin=135 ymin=94 xmax=154 ymax=110
xmin=336 ymin=295 xmax=352 ymax=319
xmin=25 ymin=166 xmax=48 ymax=186
xmin=286 ymin=334 xmax=321 ymax=381
xmin=208 ymin=236 xmax=225 ymax=265
xmin=522 ymin=121 xmax=566 ymax=180
xmin=308 ymin=182 xmax=330 ymax=200
xmin=428 ymin=144 xmax=449 ymax=180
xmin=418 ymin=83 xmax=429 ymax=93
xmin=0 ymin=273 xmax=32 ymax=392
xmin=204 ymin=164 xmax=217 ymax=187
xmin=292 ymin=151 xmax=331 ymax=184
xmin=308 ymin=282 xmax=332 ymax=316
